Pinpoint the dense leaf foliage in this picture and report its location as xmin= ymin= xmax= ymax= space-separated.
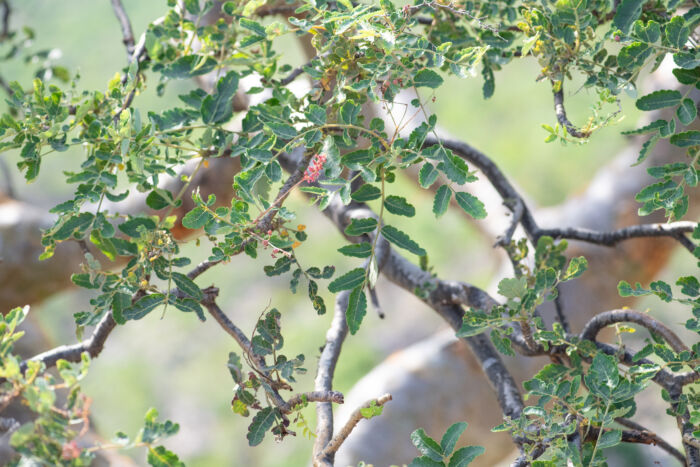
xmin=0 ymin=0 xmax=698 ymax=466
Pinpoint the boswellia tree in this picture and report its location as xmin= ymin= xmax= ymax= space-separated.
xmin=0 ymin=0 xmax=699 ymax=466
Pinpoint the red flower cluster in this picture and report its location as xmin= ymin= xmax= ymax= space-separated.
xmin=303 ymin=153 xmax=327 ymax=183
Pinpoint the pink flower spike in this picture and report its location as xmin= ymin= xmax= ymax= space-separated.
xmin=303 ymin=153 xmax=327 ymax=183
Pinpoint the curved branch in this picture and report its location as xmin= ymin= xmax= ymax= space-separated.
xmin=580 ymin=309 xmax=690 ymax=354
xmin=553 ymin=82 xmax=591 ymax=139
xmin=425 ymin=137 xmax=699 ymax=252
xmin=22 ymin=309 xmax=117 ymax=371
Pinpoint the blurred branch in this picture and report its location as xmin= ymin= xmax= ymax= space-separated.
xmin=110 ymin=0 xmax=135 ymax=58
xmin=314 ymin=393 xmax=392 ymax=465
xmin=615 ymin=417 xmax=686 ymax=464
xmin=0 ymin=0 xmax=9 ymax=39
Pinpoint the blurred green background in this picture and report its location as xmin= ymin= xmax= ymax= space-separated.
xmin=0 ymin=1 xmax=694 ymax=466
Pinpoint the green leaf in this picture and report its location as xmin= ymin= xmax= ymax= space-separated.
xmin=146 ymin=189 xmax=174 ymax=210
xmin=670 ymin=130 xmax=700 ymax=147
xmin=381 ymin=225 xmax=427 ymax=256
xmin=677 ymin=276 xmax=699 ymax=297
xmin=247 ymin=407 xmax=276 ymax=446
xmin=448 ymin=446 xmax=485 ymax=467
xmin=672 ymin=67 xmax=700 ymax=85
xmin=677 ymin=98 xmax=697 ymax=125
xmin=613 ymin=0 xmax=643 ymax=33
xmin=183 ymin=0 xmax=200 ymax=14
xmin=456 ymin=317 xmax=489 ymax=337
xmin=411 ymin=428 xmax=444 ymax=462
xmin=665 ymin=16 xmax=689 ymax=49
xmin=635 ymin=90 xmax=682 ymax=111
xmin=112 ymin=292 xmax=131 ymax=325
xmin=596 ymin=429 xmax=622 ymax=450
xmin=171 ymin=272 xmax=203 ymax=300
xmin=634 ymin=134 xmax=659 ymax=165
xmin=240 ymin=17 xmax=266 ymax=37
xmin=182 ymin=207 xmax=214 ymax=229
xmin=147 ymin=446 xmax=184 ymax=467
xmin=384 ymin=195 xmax=416 ymax=217
xmin=360 ymin=400 xmax=384 ymax=419
xmin=122 ymin=294 xmax=166 ymax=320
xmin=454 ymin=192 xmax=486 ymax=219
xmin=267 ymin=122 xmax=297 ymax=139
xmin=414 ymin=69 xmax=444 ymax=88
xmin=161 ymin=55 xmax=217 ymax=79
xmin=563 ymin=256 xmax=588 ymax=280
xmin=346 ymin=286 xmax=367 ymax=335
xmin=201 ymin=71 xmax=239 ymax=124
xmin=440 ymin=422 xmax=468 ymax=457
xmin=344 ymin=217 xmax=378 ymax=236
xmin=90 ymin=230 xmax=117 ymax=261
xmin=328 ymin=268 xmax=366 ymax=293
xmin=118 ymin=217 xmax=157 ymax=238
xmin=71 ymin=273 xmax=100 ymax=289
xmin=621 ymin=119 xmax=667 ymax=135
xmin=351 ymin=184 xmax=381 ymax=202
xmin=419 ymin=163 xmax=439 ymax=188
xmin=498 ymin=277 xmax=527 ymax=299
xmin=617 ymin=42 xmax=652 ymax=69
xmin=439 ymin=148 xmax=468 ymax=185
xmin=338 ymin=242 xmax=373 ymax=258
xmin=433 ymin=185 xmax=452 ymax=217
xmin=306 ymin=104 xmax=326 ymax=125
xmin=618 ymin=280 xmax=651 ymax=297
xmin=674 ymin=51 xmax=700 ymax=69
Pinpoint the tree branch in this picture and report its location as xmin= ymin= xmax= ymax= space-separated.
xmin=580 ymin=308 xmax=690 ymax=354
xmin=615 ymin=417 xmax=686 ymax=465
xmin=314 ymin=393 xmax=393 ymax=465
xmin=538 ymin=222 xmax=698 ymax=254
xmin=110 ymin=0 xmax=135 ymax=58
xmin=425 ymin=137 xmax=699 ymax=253
xmin=0 ymin=0 xmax=9 ymax=39
xmin=553 ymin=82 xmax=591 ymax=139
xmin=313 ymin=290 xmax=350 ymax=467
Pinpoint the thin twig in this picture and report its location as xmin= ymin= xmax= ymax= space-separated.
xmin=615 ymin=418 xmax=686 ymax=464
xmin=315 ymin=393 xmax=393 ymax=464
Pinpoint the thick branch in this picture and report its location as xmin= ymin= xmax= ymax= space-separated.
xmin=22 ymin=310 xmax=117 ymax=371
xmin=314 ymin=393 xmax=393 ymax=465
